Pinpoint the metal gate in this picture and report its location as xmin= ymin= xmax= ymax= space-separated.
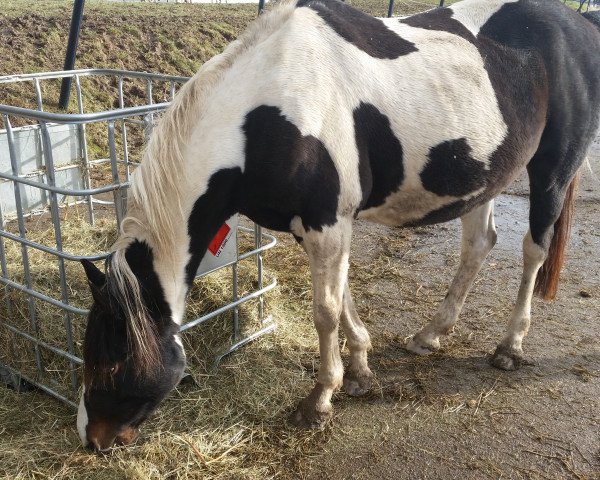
xmin=0 ymin=69 xmax=276 ymax=407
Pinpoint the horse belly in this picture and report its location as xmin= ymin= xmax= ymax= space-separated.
xmin=357 ymin=183 xmax=480 ymax=227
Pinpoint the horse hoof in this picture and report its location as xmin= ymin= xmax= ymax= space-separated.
xmin=490 ymin=345 xmax=534 ymax=371
xmin=343 ymin=369 xmax=373 ymax=397
xmin=289 ymin=403 xmax=332 ymax=429
xmin=405 ymin=335 xmax=440 ymax=356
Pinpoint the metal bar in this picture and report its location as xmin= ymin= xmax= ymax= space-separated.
xmin=40 ymin=122 xmax=79 ymax=391
xmin=0 ymin=230 xmax=109 ymax=262
xmin=107 ymin=121 xmax=124 ymax=228
xmin=4 ymin=116 xmax=44 ymax=377
xmin=0 ymin=276 xmax=89 ymax=315
xmin=232 ymin=232 xmax=240 ymax=343
xmin=118 ymin=77 xmax=131 ymax=184
xmin=0 ymin=171 xmax=129 ymax=197
xmin=212 ymin=321 xmax=276 ymax=371
xmin=179 ymin=279 xmax=277 ymax=333
xmin=0 ymin=102 xmax=171 ymax=125
xmin=0 ymin=68 xmax=189 ymax=85
xmin=74 ymin=74 xmax=94 ymax=225
xmin=59 ymin=0 xmax=86 ymax=109
xmin=145 ymin=80 xmax=154 ymax=142
xmin=33 ymin=78 xmax=44 ymax=112
xmin=0 ymin=207 xmax=12 ymax=316
xmin=255 ymin=225 xmax=265 ymax=322
xmin=387 ymin=0 xmax=395 ymax=17
xmin=0 ymin=363 xmax=77 ymax=408
xmin=1 ymin=321 xmax=83 ymax=365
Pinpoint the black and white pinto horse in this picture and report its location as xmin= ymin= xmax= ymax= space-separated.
xmin=77 ymin=0 xmax=600 ymax=451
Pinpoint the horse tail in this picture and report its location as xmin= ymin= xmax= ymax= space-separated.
xmin=534 ymin=172 xmax=580 ymax=300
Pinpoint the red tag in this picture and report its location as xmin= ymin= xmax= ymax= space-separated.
xmin=208 ymin=224 xmax=231 ymax=256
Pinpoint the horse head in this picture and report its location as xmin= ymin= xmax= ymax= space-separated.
xmin=77 ymin=245 xmax=186 ymax=452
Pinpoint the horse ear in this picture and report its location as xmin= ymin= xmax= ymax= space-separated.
xmin=81 ymin=259 xmax=106 ymax=287
xmin=81 ymin=259 xmax=109 ymax=307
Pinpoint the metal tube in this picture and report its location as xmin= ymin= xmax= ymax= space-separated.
xmin=40 ymin=121 xmax=79 ymax=391
xmin=255 ymin=224 xmax=265 ymax=322
xmin=180 ymin=279 xmax=277 ymax=333
xmin=1 ymin=321 xmax=83 ymax=365
xmin=107 ymin=121 xmax=125 ymax=228
xmin=0 ymin=276 xmax=89 ymax=315
xmin=118 ymin=77 xmax=131 ymax=184
xmin=0 ymin=207 xmax=12 ymax=316
xmin=59 ymin=0 xmax=86 ymax=109
xmin=387 ymin=0 xmax=395 ymax=18
xmin=0 ymin=229 xmax=107 ymax=263
xmin=33 ymin=78 xmax=44 ymax=112
xmin=0 ymin=171 xmax=129 ymax=197
xmin=5 ymin=116 xmax=44 ymax=376
xmin=213 ymin=321 xmax=276 ymax=371
xmin=0 ymin=102 xmax=171 ymax=125
xmin=232 ymin=229 xmax=240 ymax=342
xmin=0 ymin=68 xmax=188 ymax=85
xmin=75 ymin=74 xmax=94 ymax=225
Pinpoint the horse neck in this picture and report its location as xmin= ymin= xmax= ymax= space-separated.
xmin=122 ymin=169 xmax=240 ymax=326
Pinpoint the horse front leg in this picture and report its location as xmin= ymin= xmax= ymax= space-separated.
xmin=407 ymin=201 xmax=497 ymax=354
xmin=341 ymin=282 xmax=373 ymax=396
xmin=290 ymin=217 xmax=352 ymax=428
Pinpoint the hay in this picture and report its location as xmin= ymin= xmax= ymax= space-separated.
xmin=0 ymin=204 xmax=338 ymax=479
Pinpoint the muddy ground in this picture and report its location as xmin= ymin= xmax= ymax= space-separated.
xmin=299 ymin=145 xmax=600 ymax=479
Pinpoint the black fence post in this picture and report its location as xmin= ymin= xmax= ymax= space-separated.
xmin=59 ymin=0 xmax=85 ymax=110
xmin=387 ymin=0 xmax=395 ymax=17
xmin=439 ymin=0 xmax=445 ymax=6
xmin=258 ymin=0 xmax=266 ymax=15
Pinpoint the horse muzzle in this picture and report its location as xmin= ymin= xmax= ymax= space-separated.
xmin=86 ymin=420 xmax=141 ymax=452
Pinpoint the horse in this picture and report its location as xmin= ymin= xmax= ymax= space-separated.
xmin=77 ymin=0 xmax=600 ymax=451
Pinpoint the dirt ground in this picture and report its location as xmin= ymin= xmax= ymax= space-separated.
xmin=299 ymin=145 xmax=600 ymax=479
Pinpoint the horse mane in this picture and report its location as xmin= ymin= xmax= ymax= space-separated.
xmin=98 ymin=0 xmax=298 ymax=378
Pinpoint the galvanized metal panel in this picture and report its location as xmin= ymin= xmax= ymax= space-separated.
xmin=0 ymin=124 xmax=83 ymax=217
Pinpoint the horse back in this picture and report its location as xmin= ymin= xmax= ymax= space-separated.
xmin=189 ymin=0 xmax=600 ymax=233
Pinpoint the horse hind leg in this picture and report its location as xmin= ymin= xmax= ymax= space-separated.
xmin=491 ymin=171 xmax=580 ymax=370
xmin=407 ymin=200 xmax=497 ymax=354
xmin=289 ymin=217 xmax=352 ymax=428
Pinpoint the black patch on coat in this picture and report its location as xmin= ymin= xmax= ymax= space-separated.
xmin=239 ymin=105 xmax=340 ymax=233
xmin=185 ymin=168 xmax=242 ymax=286
xmin=297 ymin=0 xmax=417 ymax=59
xmin=183 ymin=106 xmax=341 ymax=284
xmin=400 ymin=7 xmax=475 ymax=43
xmin=416 ymin=0 xmax=600 ymax=229
xmin=477 ymin=0 xmax=600 ymax=245
xmin=353 ymin=103 xmax=404 ymax=210
xmin=124 ymin=241 xmax=171 ymax=317
xmin=420 ymin=138 xmax=486 ymax=198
